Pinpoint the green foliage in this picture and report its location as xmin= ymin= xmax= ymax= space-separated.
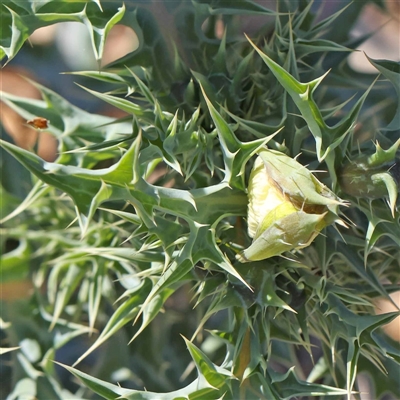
xmin=1 ymin=1 xmax=399 ymax=399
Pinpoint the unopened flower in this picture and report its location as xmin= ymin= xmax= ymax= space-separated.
xmin=338 ymin=140 xmax=400 ymax=216
xmin=237 ymin=149 xmax=346 ymax=262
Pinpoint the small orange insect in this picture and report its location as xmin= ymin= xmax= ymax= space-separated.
xmin=27 ymin=117 xmax=49 ymax=129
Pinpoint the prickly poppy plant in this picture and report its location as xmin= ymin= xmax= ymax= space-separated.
xmin=1 ymin=1 xmax=399 ymax=399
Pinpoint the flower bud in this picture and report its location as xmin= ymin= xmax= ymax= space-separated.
xmin=237 ymin=149 xmax=346 ymax=262
xmin=339 ymin=156 xmax=400 ymax=199
xmin=338 ymin=140 xmax=400 ymax=217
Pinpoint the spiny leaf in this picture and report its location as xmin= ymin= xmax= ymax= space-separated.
xmin=367 ymin=139 xmax=400 ymax=167
xmin=81 ymin=3 xmax=125 ymax=65
xmin=55 ymin=362 xmax=131 ymax=399
xmin=183 ymin=337 xmax=234 ymax=389
xmin=0 ymin=138 xmax=142 ymax=235
xmin=73 ymin=279 xmax=152 ymax=367
xmin=0 ymin=238 xmax=30 ymax=283
xmin=367 ymin=56 xmax=400 ymax=131
xmin=203 ymin=0 xmax=276 ymax=16
xmin=198 ymin=82 xmax=273 ymax=190
xmin=0 ymin=346 xmax=20 ymax=355
xmin=50 ymin=264 xmax=86 ymax=330
xmin=59 ymin=360 xmax=221 ymax=400
xmin=246 ymin=35 xmax=372 ymax=169
xmin=270 ymin=367 xmax=352 ymax=399
xmin=258 ymin=274 xmax=296 ymax=313
xmin=0 ymin=82 xmax=132 ymax=145
xmin=76 ymin=84 xmax=146 ymax=117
